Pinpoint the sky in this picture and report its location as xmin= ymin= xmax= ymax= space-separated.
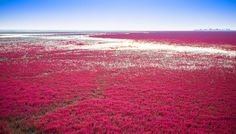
xmin=0 ymin=0 xmax=236 ymax=31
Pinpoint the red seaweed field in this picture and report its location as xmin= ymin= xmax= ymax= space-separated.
xmin=0 ymin=32 xmax=236 ymax=133
xmin=92 ymin=32 xmax=236 ymax=46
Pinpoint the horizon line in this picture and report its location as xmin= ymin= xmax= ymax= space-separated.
xmin=0 ymin=29 xmax=235 ymax=33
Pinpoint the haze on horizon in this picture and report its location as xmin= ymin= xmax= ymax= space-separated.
xmin=0 ymin=0 xmax=236 ymax=31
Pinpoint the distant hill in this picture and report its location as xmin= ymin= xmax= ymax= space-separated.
xmin=194 ymin=28 xmax=231 ymax=31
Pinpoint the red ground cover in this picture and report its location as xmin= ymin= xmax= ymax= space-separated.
xmin=0 ymin=34 xmax=236 ymax=133
xmin=92 ymin=32 xmax=236 ymax=46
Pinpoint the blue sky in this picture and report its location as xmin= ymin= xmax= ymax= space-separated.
xmin=0 ymin=0 xmax=236 ymax=31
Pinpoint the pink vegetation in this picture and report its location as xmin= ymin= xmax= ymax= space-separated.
xmin=92 ymin=32 xmax=236 ymax=46
xmin=0 ymin=35 xmax=236 ymax=133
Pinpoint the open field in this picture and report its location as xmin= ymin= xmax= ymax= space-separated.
xmin=0 ymin=32 xmax=236 ymax=133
